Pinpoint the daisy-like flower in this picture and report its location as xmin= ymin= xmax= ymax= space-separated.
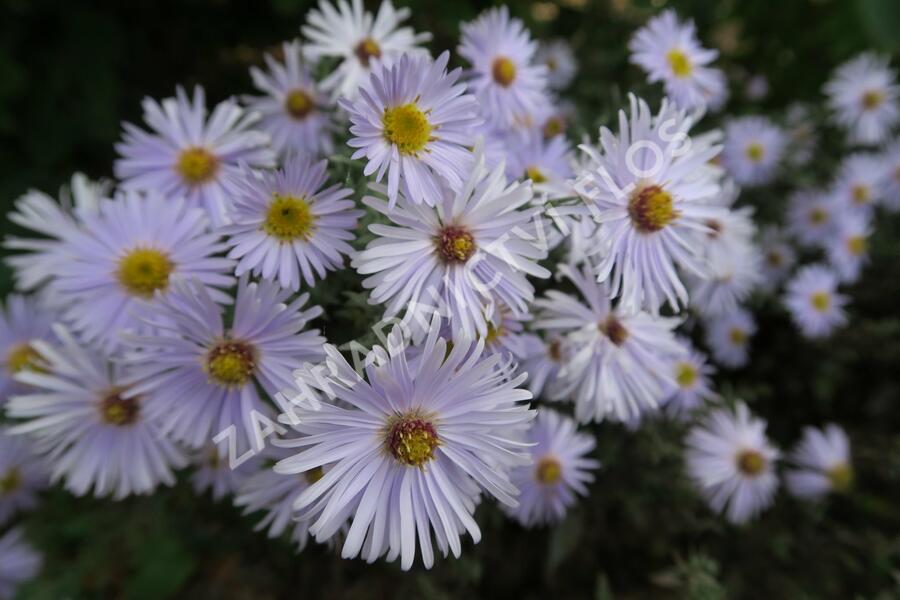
xmin=536 ymin=40 xmax=577 ymax=90
xmin=785 ymin=265 xmax=848 ymax=339
xmin=273 ymin=319 xmax=535 ymax=570
xmin=458 ymin=6 xmax=548 ymax=128
xmin=114 ymin=86 xmax=276 ymax=226
xmin=880 ymin=140 xmax=900 ymax=211
xmin=784 ymin=103 xmax=818 ymax=168
xmin=4 ymin=173 xmax=107 ymax=293
xmin=7 ymin=326 xmax=186 ymax=499
xmin=352 ymin=146 xmax=549 ymax=343
xmin=721 ymin=116 xmax=786 ymax=187
xmin=0 ymin=528 xmax=41 ymax=600
xmin=505 ymin=128 xmax=573 ymax=196
xmin=479 ymin=305 xmax=529 ymax=362
xmin=704 ymin=308 xmax=755 ymax=368
xmin=628 ymin=9 xmax=725 ymax=111
xmin=190 ymin=443 xmax=260 ymax=501
xmin=122 ymin=277 xmax=325 ymax=456
xmin=685 ymin=402 xmax=780 ymax=524
xmin=786 ymin=424 xmax=853 ymax=500
xmin=829 ymin=152 xmax=887 ymax=216
xmin=662 ymin=339 xmax=717 ymax=418
xmin=301 ymin=0 xmax=430 ymax=100
xmin=52 ymin=191 xmax=234 ymax=350
xmin=0 ymin=295 xmax=55 ymax=401
xmin=244 ymin=40 xmax=333 ymax=157
xmin=342 ymin=51 xmax=481 ymax=207
xmin=826 ymin=211 xmax=872 ymax=284
xmin=787 ymin=189 xmax=838 ymax=248
xmin=574 ymin=94 xmax=726 ymax=314
xmin=533 ymin=262 xmax=684 ymax=423
xmin=757 ymin=226 xmax=797 ymax=293
xmin=0 ymin=428 xmax=48 ymax=524
xmin=507 ymin=409 xmax=598 ymax=527
xmin=223 ymin=156 xmax=362 ymax=291
xmin=688 ymin=239 xmax=762 ymax=317
xmin=824 ymin=53 xmax=899 ymax=146
xmin=517 ymin=333 xmax=567 ymax=400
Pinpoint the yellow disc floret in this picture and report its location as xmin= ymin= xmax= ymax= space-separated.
xmin=116 ymin=247 xmax=174 ymax=298
xmin=6 ymin=343 xmax=45 ymax=375
xmin=811 ymin=291 xmax=831 ymax=312
xmin=736 ymin=449 xmax=766 ymax=476
xmin=100 ymin=389 xmax=140 ymax=426
xmin=535 ymin=456 xmax=563 ymax=485
xmin=206 ymin=340 xmax=257 ymax=387
xmin=354 ymin=38 xmax=382 ymax=66
xmin=675 ymin=362 xmax=698 ymax=388
xmin=745 ymin=142 xmax=765 ymax=163
xmin=382 ymin=103 xmax=432 ymax=155
xmin=525 ymin=166 xmax=547 ymax=184
xmin=827 ymin=463 xmax=854 ymax=492
xmin=285 ymin=89 xmax=315 ymax=120
xmin=0 ymin=468 xmax=21 ymax=494
xmin=176 ymin=147 xmax=219 ymax=185
xmin=492 ymin=56 xmax=517 ymax=87
xmin=666 ymin=48 xmax=693 ymax=78
xmin=386 ymin=413 xmax=439 ymax=468
xmin=628 ymin=185 xmax=678 ymax=233
xmin=263 ymin=194 xmax=317 ymax=242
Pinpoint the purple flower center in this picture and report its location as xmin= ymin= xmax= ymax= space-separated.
xmin=599 ymin=315 xmax=629 ymax=346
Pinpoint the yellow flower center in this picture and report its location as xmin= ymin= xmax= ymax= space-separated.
xmin=861 ymin=89 xmax=884 ymax=110
xmin=535 ymin=456 xmax=563 ymax=485
xmin=484 ymin=321 xmax=503 ymax=346
xmin=728 ymin=327 xmax=747 ymax=345
xmin=206 ymin=340 xmax=257 ymax=387
xmin=628 ymin=185 xmax=678 ymax=233
xmin=0 ymin=468 xmax=21 ymax=494
xmin=6 ymin=343 xmax=45 ymax=375
xmin=176 ymin=147 xmax=219 ymax=185
xmin=846 ymin=235 xmax=866 ymax=256
xmin=827 ymin=463 xmax=853 ymax=492
xmin=382 ymin=103 xmax=432 ymax=155
xmin=543 ymin=116 xmax=565 ymax=138
xmin=304 ymin=466 xmax=325 ymax=485
xmin=811 ymin=291 xmax=831 ymax=312
xmin=436 ymin=225 xmax=476 ymax=263
xmin=851 ymin=184 xmax=870 ymax=205
xmin=735 ymin=449 xmax=766 ymax=476
xmin=545 ymin=57 xmax=558 ymax=72
xmin=100 ymin=389 xmax=140 ymax=426
xmin=599 ymin=315 xmax=629 ymax=346
xmin=526 ymin=166 xmax=547 ymax=183
xmin=745 ymin=142 xmax=765 ymax=163
xmin=284 ymin=89 xmax=315 ymax=120
xmin=354 ymin=37 xmax=382 ymax=66
xmin=263 ymin=194 xmax=317 ymax=242
xmin=492 ymin=56 xmax=517 ymax=87
xmin=116 ymin=247 xmax=174 ymax=298
xmin=386 ymin=414 xmax=439 ymax=468
xmin=675 ymin=362 xmax=698 ymax=388
xmin=666 ymin=48 xmax=693 ymax=78
xmin=809 ymin=207 xmax=828 ymax=225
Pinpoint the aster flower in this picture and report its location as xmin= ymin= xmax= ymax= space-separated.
xmin=0 ymin=528 xmax=41 ymax=600
xmin=787 ymin=189 xmax=837 ymax=248
xmin=0 ymin=428 xmax=48 ymax=524
xmin=52 ymin=191 xmax=234 ymax=350
xmin=244 ymin=40 xmax=333 ymax=157
xmin=628 ymin=10 xmax=725 ymax=111
xmin=721 ymin=116 xmax=786 ymax=187
xmin=533 ymin=262 xmax=684 ymax=423
xmin=301 ymin=0 xmax=430 ymax=100
xmin=7 ymin=326 xmax=186 ymax=499
xmin=757 ymin=226 xmax=796 ymax=293
xmin=114 ymin=86 xmax=276 ymax=226
xmin=507 ymin=409 xmax=598 ymax=527
xmin=536 ymin=40 xmax=577 ymax=90
xmin=517 ymin=333 xmax=567 ymax=400
xmin=826 ymin=211 xmax=871 ymax=284
xmin=574 ymin=94 xmax=726 ymax=314
xmin=824 ymin=53 xmax=899 ymax=146
xmin=341 ymin=51 xmax=481 ymax=207
xmin=505 ymin=128 xmax=574 ymax=196
xmin=704 ymin=308 xmax=755 ymax=368
xmin=685 ymin=402 xmax=780 ymax=524
xmin=458 ymin=6 xmax=548 ymax=128
xmin=223 ymin=156 xmax=362 ymax=291
xmin=688 ymin=239 xmax=762 ymax=317
xmin=273 ymin=319 xmax=535 ymax=570
xmin=662 ymin=339 xmax=717 ymax=418
xmin=784 ymin=103 xmax=818 ymax=168
xmin=0 ymin=295 xmax=55 ymax=401
xmin=122 ymin=276 xmax=325 ymax=455
xmin=786 ymin=424 xmax=853 ymax=500
xmin=829 ymin=152 xmax=886 ymax=216
xmin=785 ymin=265 xmax=848 ymax=339
xmin=880 ymin=140 xmax=900 ymax=211
xmin=190 ymin=443 xmax=260 ymax=501
xmin=480 ymin=305 xmax=529 ymax=362
xmin=352 ymin=146 xmax=549 ymax=343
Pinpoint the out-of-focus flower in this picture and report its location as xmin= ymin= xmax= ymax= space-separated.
xmin=721 ymin=116 xmax=786 ymax=187
xmin=786 ymin=424 xmax=853 ymax=500
xmin=704 ymin=308 xmax=755 ymax=368
xmin=785 ymin=265 xmax=848 ymax=339
xmin=825 ymin=53 xmax=899 ymax=146
xmin=0 ymin=528 xmax=41 ymax=600
xmin=536 ymin=39 xmax=577 ymax=90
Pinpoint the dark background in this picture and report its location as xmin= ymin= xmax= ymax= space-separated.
xmin=1 ymin=0 xmax=900 ymax=598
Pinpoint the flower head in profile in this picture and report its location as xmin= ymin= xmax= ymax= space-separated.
xmin=122 ymin=276 xmax=325 ymax=455
xmin=685 ymin=402 xmax=780 ymax=524
xmin=786 ymin=424 xmax=853 ymax=500
xmin=830 ymin=152 xmax=887 ymax=216
xmin=342 ymin=51 xmax=481 ymax=207
xmin=825 ymin=53 xmax=899 ymax=145
xmin=507 ymin=409 xmax=598 ymax=527
xmin=273 ymin=319 xmax=535 ymax=570
xmin=662 ymin=338 xmax=717 ymax=419
xmin=533 ymin=262 xmax=684 ymax=423
xmin=574 ymin=94 xmax=726 ymax=314
xmin=517 ymin=333 xmax=568 ymax=400
xmin=704 ymin=308 xmax=755 ymax=368
xmin=0 ymin=528 xmax=41 ymax=600
xmin=628 ymin=10 xmax=725 ymax=111
xmin=785 ymin=265 xmax=848 ymax=339
xmin=114 ymin=86 xmax=276 ymax=226
xmin=53 ymin=191 xmax=234 ymax=350
xmin=352 ymin=146 xmax=549 ymax=343
xmin=302 ymin=0 xmax=430 ymax=100
xmin=536 ymin=40 xmax=577 ymax=90
xmin=787 ymin=189 xmax=837 ymax=248
xmin=826 ymin=211 xmax=871 ymax=284
xmin=244 ymin=40 xmax=333 ymax=157
xmin=458 ymin=6 xmax=548 ymax=128
xmin=0 ymin=427 xmax=48 ymax=524
xmin=0 ymin=295 xmax=55 ymax=400
xmin=7 ymin=326 xmax=186 ymax=499
xmin=757 ymin=226 xmax=797 ymax=293
xmin=223 ymin=156 xmax=362 ymax=291
xmin=721 ymin=116 xmax=786 ymax=187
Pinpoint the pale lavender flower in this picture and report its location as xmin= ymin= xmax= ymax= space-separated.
xmin=826 ymin=211 xmax=872 ymax=284
xmin=536 ymin=40 xmax=577 ymax=90
xmin=0 ymin=427 xmax=48 ymax=524
xmin=517 ymin=333 xmax=568 ymax=400
xmin=190 ymin=443 xmax=260 ymax=501
xmin=688 ymin=238 xmax=762 ymax=317
xmin=721 ymin=116 xmax=786 ymax=187
xmin=785 ymin=265 xmax=848 ymax=339
xmin=757 ymin=226 xmax=796 ymax=293
xmin=662 ymin=338 xmax=717 ymax=418
xmin=505 ymin=128 xmax=574 ymax=197
xmin=0 ymin=528 xmax=41 ymax=600
xmin=787 ymin=189 xmax=838 ymax=248
xmin=786 ymin=424 xmax=853 ymax=500
xmin=784 ymin=103 xmax=818 ymax=168
xmin=830 ymin=152 xmax=887 ymax=216
xmin=704 ymin=308 xmax=755 ymax=368
xmin=0 ymin=295 xmax=55 ymax=401
xmin=825 ymin=53 xmax=899 ymax=146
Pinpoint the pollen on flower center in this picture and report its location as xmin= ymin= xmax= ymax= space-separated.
xmin=599 ymin=315 xmax=629 ymax=346
xmin=6 ymin=343 xmax=45 ymax=375
xmin=525 ymin=166 xmax=547 ymax=183
xmin=354 ymin=37 xmax=382 ymax=66
xmin=176 ymin=146 xmax=219 ymax=185
xmin=745 ymin=142 xmax=765 ymax=163
xmin=535 ymin=456 xmax=563 ymax=485
xmin=851 ymin=184 xmax=870 ymax=204
xmin=735 ymin=449 xmax=766 ymax=476
xmin=728 ymin=327 xmax=747 ymax=345
xmin=543 ymin=116 xmax=565 ymax=138
xmin=304 ymin=466 xmax=324 ymax=485
xmin=206 ymin=340 xmax=257 ymax=387
xmin=675 ymin=362 xmax=698 ymax=388
xmin=810 ymin=291 xmax=831 ymax=312
xmin=436 ymin=225 xmax=476 ymax=263
xmin=386 ymin=414 xmax=439 ymax=467
xmin=809 ymin=207 xmax=828 ymax=225
xmin=666 ymin=48 xmax=693 ymax=78
xmin=284 ymin=89 xmax=315 ymax=120
xmin=100 ymin=389 xmax=140 ymax=427
xmin=846 ymin=236 xmax=867 ymax=256
xmin=484 ymin=321 xmax=503 ymax=345
xmin=116 ymin=247 xmax=174 ymax=298
xmin=827 ymin=463 xmax=853 ymax=492
xmin=263 ymin=194 xmax=317 ymax=242
xmin=628 ymin=185 xmax=678 ymax=233
xmin=492 ymin=56 xmax=517 ymax=87
xmin=0 ymin=468 xmax=21 ymax=494
xmin=382 ymin=103 xmax=433 ymax=155
xmin=861 ymin=89 xmax=884 ymax=110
